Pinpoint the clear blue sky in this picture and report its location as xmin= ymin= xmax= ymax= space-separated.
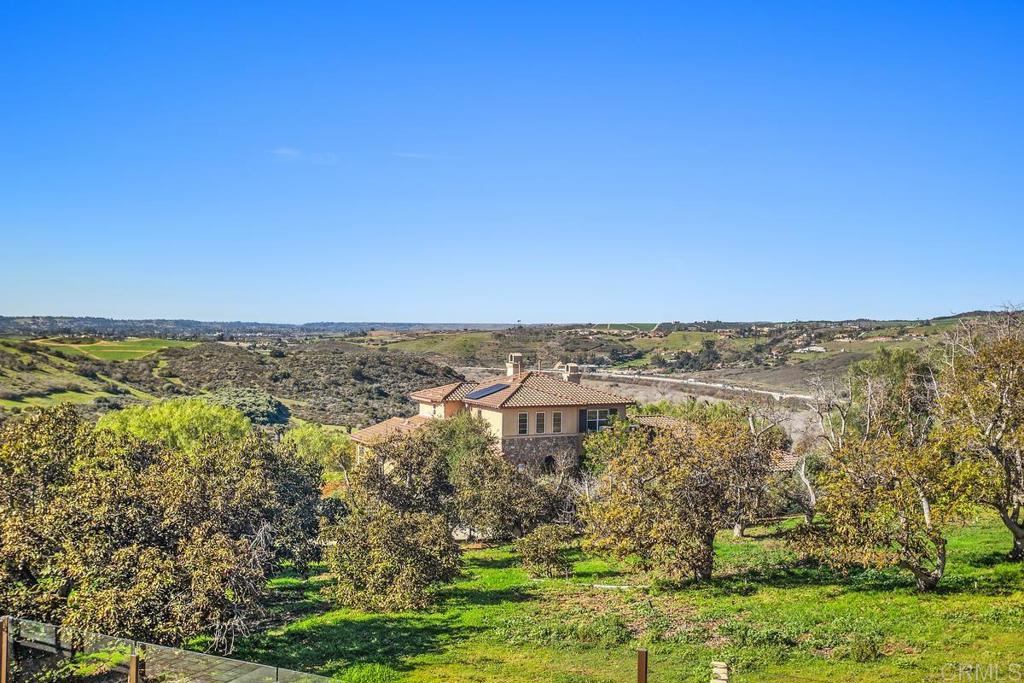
xmin=2 ymin=2 xmax=1022 ymax=324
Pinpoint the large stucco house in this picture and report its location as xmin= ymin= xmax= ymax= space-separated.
xmin=351 ymin=353 xmax=634 ymax=469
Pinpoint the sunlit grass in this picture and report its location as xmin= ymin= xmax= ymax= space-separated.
xmin=236 ymin=516 xmax=1024 ymax=682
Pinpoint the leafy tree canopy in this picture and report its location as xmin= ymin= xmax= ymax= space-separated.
xmin=581 ymin=417 xmax=772 ymax=581
xmin=281 ymin=421 xmax=355 ymax=474
xmin=96 ymin=398 xmax=250 ymax=452
xmin=205 ymin=388 xmax=291 ymax=426
xmin=0 ymin=405 xmax=322 ymax=650
xmin=801 ymin=347 xmax=977 ymax=589
xmin=934 ymin=315 xmax=1024 ymax=560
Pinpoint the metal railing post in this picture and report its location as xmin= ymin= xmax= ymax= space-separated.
xmin=637 ymin=649 xmax=648 ymax=683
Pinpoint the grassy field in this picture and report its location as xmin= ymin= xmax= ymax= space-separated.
xmin=387 ymin=332 xmax=497 ymax=359
xmin=785 ymin=338 xmax=933 ymax=365
xmin=629 ymin=331 xmax=721 ymax=352
xmin=0 ymin=338 xmax=169 ymax=410
xmin=628 ymin=332 xmax=770 ymax=355
xmin=35 ymin=337 xmax=197 ymax=361
xmin=235 ymin=517 xmax=1023 ymax=683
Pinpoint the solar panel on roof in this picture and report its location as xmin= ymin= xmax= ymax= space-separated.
xmin=465 ymin=383 xmax=510 ymax=400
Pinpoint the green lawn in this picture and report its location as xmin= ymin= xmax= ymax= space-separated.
xmin=235 ymin=517 xmax=1024 ymax=682
xmin=35 ymin=337 xmax=197 ymax=361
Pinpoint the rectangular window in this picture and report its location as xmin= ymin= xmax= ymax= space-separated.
xmin=518 ymin=412 xmax=528 ymax=435
xmin=552 ymin=411 xmax=562 ymax=433
xmin=587 ymin=408 xmax=611 ymax=432
xmin=536 ymin=412 xmax=545 ymax=434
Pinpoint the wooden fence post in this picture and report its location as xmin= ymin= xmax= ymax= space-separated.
xmin=128 ymin=652 xmax=138 ymax=683
xmin=1 ymin=617 xmax=10 ymax=683
xmin=711 ymin=660 xmax=729 ymax=683
xmin=128 ymin=651 xmax=144 ymax=683
xmin=637 ymin=649 xmax=648 ymax=683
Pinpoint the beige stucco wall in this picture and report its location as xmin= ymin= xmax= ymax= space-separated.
xmin=418 ymin=400 xmax=467 ymax=418
xmin=443 ymin=399 xmax=627 ymax=439
xmin=470 ymin=406 xmax=504 ymax=438
xmin=499 ymin=407 xmax=573 ymax=437
xmin=489 ymin=405 xmax=625 ymax=438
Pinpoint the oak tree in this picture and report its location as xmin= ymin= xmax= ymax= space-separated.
xmin=935 ymin=314 xmax=1024 ymax=560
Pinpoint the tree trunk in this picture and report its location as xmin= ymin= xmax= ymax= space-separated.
xmin=903 ymin=542 xmax=946 ymax=592
xmin=998 ymin=508 xmax=1024 ymax=561
xmin=914 ymin=569 xmax=942 ymax=591
xmin=693 ymin=531 xmax=716 ymax=581
xmin=732 ymin=522 xmax=745 ymax=538
xmin=798 ymin=458 xmax=817 ymax=517
xmin=1010 ymin=535 xmax=1024 ymax=562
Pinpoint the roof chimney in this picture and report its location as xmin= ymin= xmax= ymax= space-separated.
xmin=562 ymin=362 xmax=582 ymax=384
xmin=506 ymin=352 xmax=523 ymax=377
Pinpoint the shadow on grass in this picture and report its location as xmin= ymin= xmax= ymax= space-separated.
xmin=237 ymin=612 xmax=475 ymax=677
xmin=465 ymin=554 xmax=518 ymax=571
xmin=439 ymin=584 xmax=535 ymax=607
xmin=572 ymin=568 xmax=629 ymax=581
xmin=693 ymin=556 xmax=1022 ymax=598
xmin=961 ymin=549 xmax=1015 ymax=568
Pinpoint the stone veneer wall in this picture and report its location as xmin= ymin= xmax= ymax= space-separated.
xmin=499 ymin=434 xmax=582 ymax=472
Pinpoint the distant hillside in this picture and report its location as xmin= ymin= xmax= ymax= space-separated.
xmin=0 ymin=316 xmax=511 ymax=339
xmin=159 ymin=340 xmax=461 ymax=426
xmin=373 ymin=313 xmax=990 ymax=395
xmin=0 ymin=312 xmax=995 ymax=423
xmin=0 ymin=337 xmax=460 ymax=427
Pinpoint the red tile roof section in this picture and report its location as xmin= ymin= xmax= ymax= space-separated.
xmin=350 ymin=415 xmax=432 ymax=445
xmin=408 ymin=381 xmax=474 ymax=403
xmin=461 ymin=371 xmax=633 ymax=409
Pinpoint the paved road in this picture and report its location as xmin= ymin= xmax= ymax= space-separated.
xmin=457 ymin=366 xmax=813 ymax=402
xmin=586 ymin=372 xmax=814 ymax=402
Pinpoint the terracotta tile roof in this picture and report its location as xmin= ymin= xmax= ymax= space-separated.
xmin=409 ymin=381 xmax=478 ymax=403
xmin=350 ymin=415 xmax=432 ymax=445
xmin=772 ymin=450 xmax=802 ymax=472
xmin=462 ymin=371 xmax=634 ymax=409
xmin=447 ymin=382 xmax=480 ymax=401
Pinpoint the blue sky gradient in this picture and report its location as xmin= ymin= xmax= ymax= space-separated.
xmin=2 ymin=1 xmax=1022 ymax=323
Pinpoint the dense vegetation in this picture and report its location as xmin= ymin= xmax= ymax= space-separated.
xmin=0 ymin=403 xmax=322 ymax=651
xmin=1 ymin=338 xmax=462 ymax=427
